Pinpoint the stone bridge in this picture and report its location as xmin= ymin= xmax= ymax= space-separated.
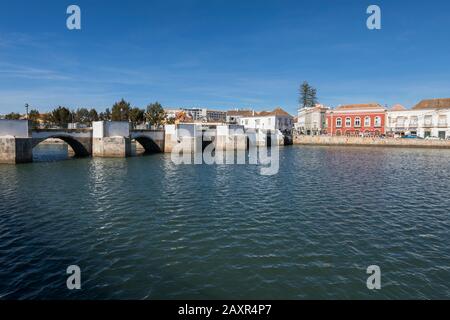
xmin=32 ymin=128 xmax=93 ymax=157
xmin=92 ymin=121 xmax=164 ymax=157
xmin=1 ymin=120 xmax=283 ymax=164
xmin=130 ymin=129 xmax=165 ymax=153
xmin=0 ymin=120 xmax=165 ymax=164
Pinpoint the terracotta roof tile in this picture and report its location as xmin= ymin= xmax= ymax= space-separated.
xmin=335 ymin=103 xmax=383 ymax=111
xmin=390 ymin=104 xmax=407 ymax=111
xmin=413 ymin=98 xmax=450 ymax=110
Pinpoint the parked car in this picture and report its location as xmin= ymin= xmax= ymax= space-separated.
xmin=402 ymin=135 xmax=419 ymax=139
xmin=425 ymin=136 xmax=440 ymax=140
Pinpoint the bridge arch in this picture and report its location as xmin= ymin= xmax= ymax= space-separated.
xmin=133 ymin=135 xmax=162 ymax=154
xmin=32 ymin=135 xmax=91 ymax=157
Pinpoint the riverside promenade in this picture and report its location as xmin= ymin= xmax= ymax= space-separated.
xmin=294 ymin=135 xmax=450 ymax=149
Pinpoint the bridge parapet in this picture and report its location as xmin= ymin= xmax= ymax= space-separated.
xmin=0 ymin=119 xmax=31 ymax=138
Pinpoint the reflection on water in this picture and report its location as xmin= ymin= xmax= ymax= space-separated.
xmin=1 ymin=145 xmax=450 ymax=299
xmin=33 ymin=141 xmax=147 ymax=162
xmin=33 ymin=143 xmax=71 ymax=162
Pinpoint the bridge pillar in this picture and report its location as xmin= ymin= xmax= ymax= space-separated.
xmin=92 ymin=137 xmax=131 ymax=157
xmin=0 ymin=137 xmax=33 ymax=164
xmin=0 ymin=120 xmax=33 ymax=164
xmin=164 ymin=125 xmax=177 ymax=153
xmin=92 ymin=121 xmax=131 ymax=158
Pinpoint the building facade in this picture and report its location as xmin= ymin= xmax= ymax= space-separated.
xmin=295 ymin=104 xmax=329 ymax=135
xmin=386 ymin=99 xmax=450 ymax=139
xmin=239 ymin=108 xmax=294 ymax=132
xmin=205 ymin=109 xmax=227 ymax=123
xmin=165 ymin=108 xmax=226 ymax=123
xmin=326 ymin=104 xmax=387 ymax=136
xmin=226 ymin=110 xmax=254 ymax=124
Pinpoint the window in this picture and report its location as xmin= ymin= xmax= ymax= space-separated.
xmin=336 ymin=118 xmax=342 ymax=127
xmin=245 ymin=119 xmax=248 ymax=125
xmin=374 ymin=116 xmax=381 ymax=127
xmin=396 ymin=117 xmax=406 ymax=128
xmin=364 ymin=116 xmax=371 ymax=127
xmin=345 ymin=117 xmax=351 ymax=127
xmin=438 ymin=115 xmax=447 ymax=127
xmin=410 ymin=116 xmax=418 ymax=127
xmin=354 ymin=117 xmax=361 ymax=127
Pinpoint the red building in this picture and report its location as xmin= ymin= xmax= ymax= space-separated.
xmin=326 ymin=104 xmax=387 ymax=136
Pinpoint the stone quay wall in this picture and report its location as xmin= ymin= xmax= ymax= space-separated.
xmin=294 ymin=135 xmax=450 ymax=149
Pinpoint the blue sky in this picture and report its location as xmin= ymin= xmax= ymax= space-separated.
xmin=0 ymin=0 xmax=449 ymax=114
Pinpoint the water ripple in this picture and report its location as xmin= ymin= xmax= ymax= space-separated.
xmin=0 ymin=145 xmax=450 ymax=299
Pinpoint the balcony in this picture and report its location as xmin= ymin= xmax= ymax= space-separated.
xmin=438 ymin=122 xmax=448 ymax=128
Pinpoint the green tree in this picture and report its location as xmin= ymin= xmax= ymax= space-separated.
xmin=111 ymin=99 xmax=131 ymax=121
xmin=50 ymin=106 xmax=71 ymax=128
xmin=145 ymin=102 xmax=166 ymax=128
xmin=5 ymin=112 xmax=22 ymax=120
xmin=73 ymin=108 xmax=90 ymax=124
xmin=28 ymin=109 xmax=40 ymax=129
xmin=299 ymin=81 xmax=318 ymax=109
xmin=99 ymin=108 xmax=111 ymax=121
xmin=129 ymin=107 xmax=145 ymax=125
xmin=89 ymin=109 xmax=99 ymax=122
xmin=166 ymin=117 xmax=175 ymax=125
xmin=41 ymin=113 xmax=53 ymax=128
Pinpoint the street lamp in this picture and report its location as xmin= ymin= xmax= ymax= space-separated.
xmin=25 ymin=103 xmax=29 ymax=119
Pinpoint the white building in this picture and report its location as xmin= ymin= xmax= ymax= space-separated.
xmin=387 ymin=99 xmax=450 ymax=139
xmin=295 ymin=104 xmax=329 ymax=135
xmin=226 ymin=109 xmax=254 ymax=124
xmin=239 ymin=107 xmax=294 ymax=132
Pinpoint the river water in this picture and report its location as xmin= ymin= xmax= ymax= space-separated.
xmin=1 ymin=144 xmax=449 ymax=299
